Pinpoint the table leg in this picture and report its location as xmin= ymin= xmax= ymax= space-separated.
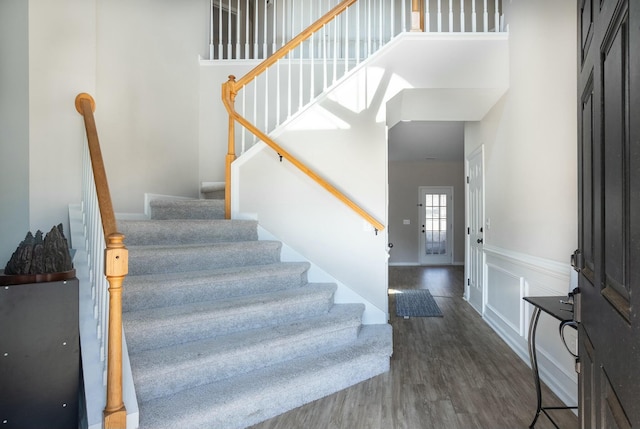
xmin=528 ymin=306 xmax=542 ymax=428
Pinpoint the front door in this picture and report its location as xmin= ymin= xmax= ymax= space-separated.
xmin=577 ymin=0 xmax=640 ymax=427
xmin=419 ymin=186 xmax=453 ymax=265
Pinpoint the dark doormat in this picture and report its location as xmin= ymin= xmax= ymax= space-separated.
xmin=395 ymin=289 xmax=443 ymax=318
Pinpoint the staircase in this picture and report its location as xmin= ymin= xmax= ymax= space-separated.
xmin=117 ymin=192 xmax=392 ymax=429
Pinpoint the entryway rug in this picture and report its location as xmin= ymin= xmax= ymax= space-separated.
xmin=395 ymin=289 xmax=443 ymax=318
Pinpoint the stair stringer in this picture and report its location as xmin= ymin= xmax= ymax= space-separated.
xmin=256 ymin=223 xmax=388 ymax=325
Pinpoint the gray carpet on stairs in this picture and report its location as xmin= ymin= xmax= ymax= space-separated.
xmin=120 ymin=196 xmax=392 ymax=429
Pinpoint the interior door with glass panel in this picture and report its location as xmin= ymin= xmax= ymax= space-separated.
xmin=419 ymin=187 xmax=453 ymax=265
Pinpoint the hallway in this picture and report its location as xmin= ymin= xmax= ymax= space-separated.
xmin=250 ymin=266 xmax=578 ymax=429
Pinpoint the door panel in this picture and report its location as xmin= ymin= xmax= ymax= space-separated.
xmin=467 ymin=148 xmax=484 ymax=313
xmin=578 ymin=0 xmax=640 ymax=426
xmin=418 ymin=187 xmax=453 ymax=265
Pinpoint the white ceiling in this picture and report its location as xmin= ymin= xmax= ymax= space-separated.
xmin=370 ymin=32 xmax=509 ymax=164
xmin=388 ymin=120 xmax=465 ymax=162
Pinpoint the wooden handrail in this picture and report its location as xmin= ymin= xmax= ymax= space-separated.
xmin=222 ymin=0 xmax=384 ymax=231
xmin=75 ymin=93 xmax=128 ymax=429
xmin=235 ymin=0 xmax=358 ymax=91
xmin=222 ymin=77 xmax=384 ymax=232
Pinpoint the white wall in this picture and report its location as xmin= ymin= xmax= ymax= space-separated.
xmin=465 ymin=0 xmax=579 ymax=406
xmin=466 ymin=0 xmax=577 ymax=263
xmin=0 ymin=0 xmax=30 ymax=266
xmin=233 ymin=65 xmax=390 ymax=321
xmin=9 ymin=0 xmax=96 ymax=250
xmin=95 ymin=0 xmax=210 ymax=213
xmin=388 ymin=160 xmax=465 ymax=265
xmin=28 ymin=0 xmax=96 ymax=232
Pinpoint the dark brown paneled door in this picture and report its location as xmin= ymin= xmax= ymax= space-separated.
xmin=577 ymin=0 xmax=640 ymax=427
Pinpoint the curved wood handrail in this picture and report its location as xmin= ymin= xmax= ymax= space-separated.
xmin=222 ymin=78 xmax=384 ymax=232
xmin=235 ymin=0 xmax=358 ymax=90
xmin=223 ymin=0 xmax=384 ymax=232
xmin=75 ymin=93 xmax=128 ymax=429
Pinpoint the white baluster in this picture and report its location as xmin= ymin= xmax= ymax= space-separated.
xmin=390 ymin=0 xmax=394 ymax=39
xmin=272 ymin=0 xmax=277 ymax=56
xmin=425 ymin=0 xmax=430 ymax=32
xmin=460 ymin=0 xmax=465 ymax=32
xmin=282 ymin=0 xmax=286 ymax=48
xmin=345 ymin=7 xmax=349 ymax=74
xmin=356 ymin=0 xmax=361 ymax=64
xmin=288 ymin=45 xmax=292 ymax=118
xmin=437 ymin=0 xmax=442 ymax=32
xmin=263 ymin=0 xmax=268 ymax=58
xmin=236 ymin=0 xmax=241 ymax=57
xmin=483 ymin=0 xmax=488 ymax=32
xmin=378 ymin=0 xmax=383 ymax=50
xmin=494 ymin=0 xmax=499 ymax=32
xmin=448 ymin=0 xmax=453 ymax=32
xmin=253 ymin=79 xmax=257 ymax=136
xmin=333 ymin=8 xmax=338 ymax=84
xmin=298 ymin=2 xmax=304 ymax=108
xmin=209 ymin=0 xmax=214 ymax=59
xmin=254 ymin=0 xmax=259 ymax=58
xmin=471 ymin=0 xmax=477 ymax=32
xmin=242 ymin=89 xmax=246 ymax=153
xmin=227 ymin=0 xmax=233 ymax=58
xmin=323 ymin=20 xmax=328 ymax=90
xmin=311 ymin=2 xmax=315 ymax=100
xmin=245 ymin=0 xmax=250 ymax=58
xmin=218 ymin=0 xmax=223 ymax=58
xmin=264 ymin=70 xmax=269 ymax=131
xmin=367 ymin=0 xmax=371 ymax=57
xmin=401 ymin=0 xmax=406 ymax=33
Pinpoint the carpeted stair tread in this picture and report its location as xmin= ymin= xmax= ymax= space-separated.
xmin=119 ymin=219 xmax=258 ymax=246
xmin=127 ymin=240 xmax=282 ymax=275
xmin=200 ymin=182 xmax=225 ymax=200
xmin=137 ymin=324 xmax=392 ymax=429
xmin=131 ymin=303 xmax=365 ymax=403
xmin=123 ymin=262 xmax=311 ymax=312
xmin=149 ymin=198 xmax=225 ymax=220
xmin=119 ymin=196 xmax=392 ymax=427
xmin=124 ymin=283 xmax=337 ymax=353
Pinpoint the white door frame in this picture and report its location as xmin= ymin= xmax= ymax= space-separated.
xmin=465 ymin=145 xmax=485 ymax=313
xmin=418 ymin=186 xmax=454 ymax=265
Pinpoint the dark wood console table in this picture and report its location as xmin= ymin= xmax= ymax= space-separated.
xmin=523 ymin=296 xmax=578 ymax=429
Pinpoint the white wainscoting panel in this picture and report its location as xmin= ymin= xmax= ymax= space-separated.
xmin=482 ymin=245 xmax=577 ymax=409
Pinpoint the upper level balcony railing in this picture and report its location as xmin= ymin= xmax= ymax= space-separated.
xmin=209 ymin=0 xmax=504 ymax=61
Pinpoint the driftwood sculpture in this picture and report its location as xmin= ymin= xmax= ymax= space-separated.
xmin=4 ymin=224 xmax=73 ymax=275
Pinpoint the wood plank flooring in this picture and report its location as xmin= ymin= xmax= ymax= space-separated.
xmin=250 ymin=266 xmax=579 ymax=429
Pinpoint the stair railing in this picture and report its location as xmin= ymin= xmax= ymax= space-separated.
xmin=209 ymin=0 xmax=504 ymax=60
xmin=75 ymin=93 xmax=128 ymax=429
xmin=222 ymin=0 xmax=394 ymax=231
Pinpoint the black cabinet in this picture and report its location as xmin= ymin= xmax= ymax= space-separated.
xmin=0 ymin=278 xmax=79 ymax=429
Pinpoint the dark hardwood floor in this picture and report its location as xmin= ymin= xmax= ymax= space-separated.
xmin=250 ymin=266 xmax=579 ymax=429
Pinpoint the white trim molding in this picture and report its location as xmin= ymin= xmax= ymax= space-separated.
xmin=481 ymin=244 xmax=577 ymax=408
